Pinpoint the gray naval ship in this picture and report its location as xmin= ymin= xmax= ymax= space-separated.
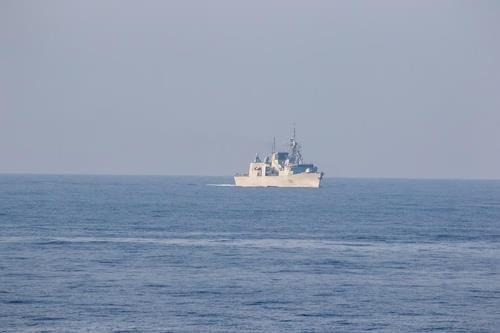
xmin=234 ymin=129 xmax=323 ymax=188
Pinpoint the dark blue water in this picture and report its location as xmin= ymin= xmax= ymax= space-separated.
xmin=1 ymin=175 xmax=499 ymax=332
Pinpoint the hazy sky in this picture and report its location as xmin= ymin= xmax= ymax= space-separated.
xmin=1 ymin=1 xmax=499 ymax=178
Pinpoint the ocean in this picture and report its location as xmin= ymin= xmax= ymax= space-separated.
xmin=1 ymin=175 xmax=499 ymax=332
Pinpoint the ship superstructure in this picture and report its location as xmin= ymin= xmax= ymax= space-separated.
xmin=234 ymin=129 xmax=323 ymax=188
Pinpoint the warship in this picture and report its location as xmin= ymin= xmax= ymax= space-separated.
xmin=234 ymin=129 xmax=323 ymax=188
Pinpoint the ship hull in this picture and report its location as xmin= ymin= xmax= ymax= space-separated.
xmin=234 ymin=172 xmax=322 ymax=188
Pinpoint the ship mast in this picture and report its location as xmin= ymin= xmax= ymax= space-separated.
xmin=289 ymin=124 xmax=303 ymax=164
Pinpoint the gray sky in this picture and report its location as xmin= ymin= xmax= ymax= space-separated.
xmin=1 ymin=1 xmax=499 ymax=178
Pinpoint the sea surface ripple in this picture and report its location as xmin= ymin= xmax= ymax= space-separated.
xmin=1 ymin=175 xmax=499 ymax=332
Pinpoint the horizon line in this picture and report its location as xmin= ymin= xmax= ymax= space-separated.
xmin=0 ymin=172 xmax=499 ymax=182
